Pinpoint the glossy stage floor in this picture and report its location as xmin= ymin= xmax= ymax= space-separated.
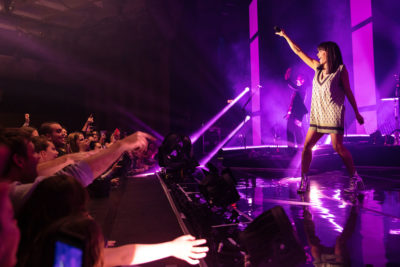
xmin=89 ymin=143 xmax=400 ymax=267
xmin=218 ymin=143 xmax=400 ymax=266
xmin=232 ymin=168 xmax=400 ymax=266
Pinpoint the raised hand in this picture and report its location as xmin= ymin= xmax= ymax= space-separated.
xmin=121 ymin=131 xmax=156 ymax=153
xmin=275 ymin=28 xmax=286 ymax=37
xmin=87 ymin=114 xmax=94 ymax=124
xmin=170 ymin=235 xmax=208 ymax=265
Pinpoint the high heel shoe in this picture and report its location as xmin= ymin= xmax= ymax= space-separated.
xmin=297 ymin=173 xmax=310 ymax=194
xmin=344 ymin=172 xmax=365 ymax=193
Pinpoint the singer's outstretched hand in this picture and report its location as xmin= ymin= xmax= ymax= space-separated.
xmin=275 ymin=28 xmax=286 ymax=37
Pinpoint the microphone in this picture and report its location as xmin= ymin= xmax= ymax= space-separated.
xmin=273 ymin=26 xmax=281 ymax=33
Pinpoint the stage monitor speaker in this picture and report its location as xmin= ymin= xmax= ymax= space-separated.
xmin=239 ymin=205 xmax=306 ymax=267
xmin=199 ymin=164 xmax=240 ymax=208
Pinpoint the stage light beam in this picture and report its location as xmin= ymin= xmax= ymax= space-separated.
xmin=199 ymin=116 xmax=251 ymax=166
xmin=190 ymin=87 xmax=250 ymax=144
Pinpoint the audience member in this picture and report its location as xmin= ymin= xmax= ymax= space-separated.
xmin=25 ymin=214 xmax=104 ymax=267
xmin=90 ymin=141 xmax=102 ymax=151
xmin=17 ymin=175 xmax=208 ymax=266
xmin=4 ymin=128 xmax=153 ymax=213
xmin=1 ymin=128 xmax=39 ymax=184
xmin=91 ymin=130 xmax=100 ymax=142
xmin=0 ymin=131 xmax=11 ymax=177
xmin=31 ymin=134 xmax=95 ymax=177
xmin=16 ymin=175 xmax=88 ymax=267
xmin=20 ymin=126 xmax=38 ymax=137
xmin=21 ymin=114 xmax=30 ymax=127
xmin=32 ymin=136 xmax=59 ymax=162
xmin=0 ymin=182 xmax=20 ymax=267
xmin=106 ymin=128 xmax=120 ymax=148
xmin=3 ymin=120 xmax=208 ymax=266
xmin=99 ymin=131 xmax=107 ymax=148
xmin=82 ymin=114 xmax=94 ymax=135
xmin=61 ymin=127 xmax=68 ymax=145
xmin=39 ymin=122 xmax=67 ymax=156
xmin=67 ymin=132 xmax=89 ymax=153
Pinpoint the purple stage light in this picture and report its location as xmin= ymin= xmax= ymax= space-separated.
xmin=309 ymin=187 xmax=343 ymax=233
xmin=350 ymin=0 xmax=377 ymax=134
xmin=199 ymin=116 xmax=251 ymax=166
xmin=190 ymin=87 xmax=250 ymax=144
xmin=344 ymin=134 xmax=370 ymax=137
xmin=115 ymin=106 xmax=164 ymax=140
xmin=130 ymin=172 xmax=156 ymax=178
xmin=222 ymin=144 xmax=289 ymax=151
xmin=381 ymin=98 xmax=399 ymax=101
xmin=389 ymin=229 xmax=400 ymax=235
xmin=249 ymin=0 xmax=261 ymax=146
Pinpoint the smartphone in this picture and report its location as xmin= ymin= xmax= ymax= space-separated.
xmin=53 ymin=232 xmax=84 ymax=267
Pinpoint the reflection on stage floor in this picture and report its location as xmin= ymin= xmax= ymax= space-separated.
xmin=233 ymin=169 xmax=400 ymax=266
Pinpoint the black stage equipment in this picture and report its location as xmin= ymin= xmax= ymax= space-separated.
xmin=157 ymin=133 xmax=199 ymax=180
xmin=199 ymin=163 xmax=240 ymax=208
xmin=369 ymin=130 xmax=384 ymax=145
xmin=239 ymin=205 xmax=306 ymax=267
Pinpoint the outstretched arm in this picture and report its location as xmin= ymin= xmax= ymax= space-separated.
xmin=341 ymin=66 xmax=364 ymax=125
xmin=84 ymin=131 xmax=155 ymax=178
xmin=22 ymin=113 xmax=30 ymax=127
xmin=104 ymin=235 xmax=208 ymax=266
xmin=276 ymin=29 xmax=319 ymax=70
xmin=82 ymin=115 xmax=94 ymax=133
xmin=37 ymin=151 xmax=96 ymax=177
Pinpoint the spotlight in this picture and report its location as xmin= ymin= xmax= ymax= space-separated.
xmin=190 ymin=87 xmax=250 ymax=143
xmin=239 ymin=206 xmax=306 ymax=266
xmin=199 ymin=115 xmax=250 ymax=166
xmin=157 ymin=133 xmax=198 ymax=180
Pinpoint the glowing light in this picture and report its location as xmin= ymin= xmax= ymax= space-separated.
xmin=116 ymin=106 xmax=164 ymax=140
xmin=324 ymin=135 xmax=332 ymax=145
xmin=381 ymin=98 xmax=400 ymax=101
xmin=190 ymin=87 xmax=250 ymax=144
xmin=332 ymin=189 xmax=348 ymax=208
xmin=199 ymin=116 xmax=251 ymax=166
xmin=309 ymin=186 xmax=343 ymax=233
xmin=344 ymin=134 xmax=371 ymax=137
xmin=279 ymin=177 xmax=301 ymax=183
xmin=130 ymin=172 xmax=155 ymax=177
xmin=222 ymin=144 xmax=289 ymax=151
xmin=389 ymin=229 xmax=400 ymax=235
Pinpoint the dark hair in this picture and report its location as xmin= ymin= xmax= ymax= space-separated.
xmin=39 ymin=122 xmax=59 ymax=136
xmin=26 ymin=215 xmax=104 ymax=267
xmin=20 ymin=126 xmax=38 ymax=137
xmin=1 ymin=128 xmax=32 ymax=176
xmin=31 ymin=136 xmax=50 ymax=153
xmin=317 ymin=41 xmax=343 ymax=74
xmin=17 ymin=175 xmax=88 ymax=266
xmin=89 ymin=141 xmax=101 ymax=150
xmin=67 ymin=132 xmax=84 ymax=153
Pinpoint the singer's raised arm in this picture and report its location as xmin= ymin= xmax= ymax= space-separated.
xmin=275 ymin=29 xmax=319 ymax=70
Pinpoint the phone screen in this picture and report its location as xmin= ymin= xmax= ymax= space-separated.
xmin=53 ymin=240 xmax=83 ymax=267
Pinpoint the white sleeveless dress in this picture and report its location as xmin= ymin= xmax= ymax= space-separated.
xmin=309 ymin=65 xmax=345 ymax=134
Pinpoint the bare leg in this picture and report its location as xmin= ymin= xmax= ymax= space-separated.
xmin=301 ymin=129 xmax=324 ymax=174
xmin=330 ymin=133 xmax=355 ymax=176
